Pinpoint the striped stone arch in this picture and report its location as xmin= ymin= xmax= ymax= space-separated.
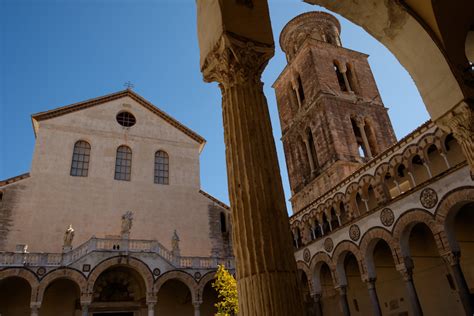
xmin=86 ymin=256 xmax=154 ymax=295
xmin=403 ymin=144 xmax=425 ymax=167
xmin=388 ymin=153 xmax=404 ymax=171
xmin=358 ymin=227 xmax=400 ymax=277
xmin=309 ymin=251 xmax=335 ymax=293
xmin=0 ymin=268 xmax=39 ymax=301
xmin=391 ymin=209 xmax=446 ymax=257
xmin=434 ymin=187 xmax=474 ymax=251
xmin=434 ymin=186 xmax=474 ymax=223
xmin=37 ymin=268 xmax=87 ymax=302
xmin=296 ymin=261 xmax=313 ymax=295
xmin=417 ymin=132 xmax=444 ymax=157
xmin=331 ymin=240 xmax=364 ymax=284
xmin=196 ymin=270 xmax=217 ymax=302
xmin=154 ymin=270 xmax=198 ymax=302
xmin=290 ymin=220 xmax=301 ymax=231
xmin=374 ymin=162 xmax=392 ymax=181
xmin=358 ymin=174 xmax=376 ymax=192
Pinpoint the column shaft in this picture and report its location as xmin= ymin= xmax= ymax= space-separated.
xmin=202 ymin=34 xmax=304 ymax=316
xmin=366 ymin=279 xmax=382 ymax=316
xmin=400 ymin=270 xmax=423 ymax=316
xmin=442 ymin=252 xmax=474 ymax=315
xmin=359 ymin=124 xmax=372 ymax=158
xmin=338 ymin=286 xmax=351 ymax=316
xmin=304 ymin=139 xmax=316 ymax=173
xmin=221 ymin=80 xmax=304 ymax=316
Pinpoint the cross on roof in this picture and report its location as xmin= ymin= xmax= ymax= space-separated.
xmin=124 ymin=81 xmax=135 ymax=90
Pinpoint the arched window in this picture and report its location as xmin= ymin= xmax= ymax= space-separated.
xmin=334 ymin=63 xmax=347 ymax=91
xmin=297 ymin=75 xmax=305 ymax=103
xmin=70 ymin=140 xmax=91 ymax=177
xmin=346 ymin=63 xmax=358 ymax=94
xmin=114 ymin=145 xmax=132 ymax=181
xmin=154 ymin=150 xmax=169 ymax=185
xmin=220 ymin=212 xmax=227 ymax=233
xmin=306 ymin=127 xmax=319 ymax=171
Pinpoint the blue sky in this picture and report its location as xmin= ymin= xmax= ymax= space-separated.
xmin=0 ymin=0 xmax=428 ymax=213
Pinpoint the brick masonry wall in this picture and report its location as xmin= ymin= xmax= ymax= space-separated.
xmin=207 ymin=203 xmax=233 ymax=257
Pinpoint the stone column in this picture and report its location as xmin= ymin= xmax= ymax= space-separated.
xmin=30 ymin=302 xmax=40 ymax=316
xmin=304 ymin=138 xmax=316 ymax=173
xmin=199 ymin=33 xmax=304 ymax=316
xmin=397 ymin=266 xmax=423 ymax=316
xmin=193 ymin=301 xmax=202 ymax=316
xmin=337 ymin=285 xmax=351 ymax=316
xmin=365 ymin=278 xmax=382 ymax=316
xmin=312 ymin=292 xmax=323 ymax=316
xmin=438 ymin=102 xmax=473 ymax=174
xmin=357 ymin=120 xmax=372 ymax=158
xmin=80 ymin=302 xmax=89 ymax=316
xmin=147 ymin=302 xmax=156 ymax=316
xmin=423 ymin=162 xmax=432 ymax=178
xmin=442 ymin=251 xmax=474 ymax=315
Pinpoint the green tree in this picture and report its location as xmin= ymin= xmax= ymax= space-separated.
xmin=212 ymin=265 xmax=239 ymax=316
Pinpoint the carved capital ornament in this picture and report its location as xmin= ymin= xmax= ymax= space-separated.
xmin=201 ymin=33 xmax=274 ymax=88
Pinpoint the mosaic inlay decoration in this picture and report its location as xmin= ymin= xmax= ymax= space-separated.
xmin=349 ymin=225 xmax=361 ymax=241
xmin=380 ymin=208 xmax=395 ymax=227
xmin=303 ymin=248 xmax=311 ymax=263
xmin=420 ymin=187 xmax=438 ymax=209
xmin=194 ymin=272 xmax=202 ymax=280
xmin=153 ymin=268 xmax=161 ymax=277
xmin=324 ymin=238 xmax=334 ymax=253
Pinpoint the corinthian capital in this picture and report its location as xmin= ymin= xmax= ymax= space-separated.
xmin=201 ymin=32 xmax=274 ymax=88
xmin=438 ymin=102 xmax=473 ymax=143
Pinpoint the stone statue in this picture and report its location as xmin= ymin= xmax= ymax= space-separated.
xmin=121 ymin=211 xmax=133 ymax=237
xmin=171 ymin=230 xmax=180 ymax=255
xmin=63 ymin=224 xmax=75 ymax=247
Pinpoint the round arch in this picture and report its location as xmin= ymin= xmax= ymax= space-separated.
xmin=154 ymin=270 xmax=198 ymax=302
xmin=196 ymin=270 xmax=217 ymax=301
xmin=435 ymin=186 xmax=474 ymax=250
xmin=392 ymin=209 xmax=445 ymax=257
xmin=359 ymin=227 xmax=399 ymax=278
xmin=0 ymin=268 xmax=39 ymax=300
xmin=309 ymin=252 xmax=335 ymax=293
xmin=37 ymin=268 xmax=86 ymax=302
xmin=86 ymin=256 xmax=154 ymax=295
xmin=331 ymin=241 xmax=364 ymax=285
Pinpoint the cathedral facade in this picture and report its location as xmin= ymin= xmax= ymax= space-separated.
xmin=275 ymin=12 xmax=474 ymax=316
xmin=0 ymin=90 xmax=233 ymax=315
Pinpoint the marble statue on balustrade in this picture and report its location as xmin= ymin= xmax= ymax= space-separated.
xmin=121 ymin=211 xmax=133 ymax=239
xmin=172 ymin=229 xmax=180 ymax=256
xmin=63 ymin=224 xmax=74 ymax=252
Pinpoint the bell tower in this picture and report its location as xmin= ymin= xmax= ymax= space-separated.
xmin=273 ymin=12 xmax=397 ymax=214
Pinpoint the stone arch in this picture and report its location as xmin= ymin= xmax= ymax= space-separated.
xmin=0 ymin=268 xmax=39 ymax=301
xmin=388 ymin=154 xmax=404 ymax=171
xmin=435 ymin=186 xmax=474 ymax=222
xmin=331 ymin=241 xmax=364 ymax=285
xmin=196 ymin=270 xmax=217 ymax=302
xmin=37 ymin=268 xmax=87 ymax=302
xmin=154 ymin=270 xmax=198 ymax=302
xmin=375 ymin=162 xmax=392 ymax=181
xmin=305 ymin=0 xmax=467 ymax=121
xmin=403 ymin=144 xmax=424 ymax=168
xmin=86 ymin=256 xmax=154 ymax=296
xmin=359 ymin=227 xmax=400 ymax=277
xmin=309 ymin=252 xmax=334 ymax=293
xmin=392 ymin=209 xmax=445 ymax=257
xmin=434 ymin=186 xmax=474 ymax=251
xmin=418 ymin=133 xmax=444 ymax=157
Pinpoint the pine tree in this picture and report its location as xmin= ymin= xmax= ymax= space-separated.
xmin=212 ymin=264 xmax=239 ymax=315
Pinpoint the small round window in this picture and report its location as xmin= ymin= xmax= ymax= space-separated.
xmin=116 ymin=112 xmax=136 ymax=127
